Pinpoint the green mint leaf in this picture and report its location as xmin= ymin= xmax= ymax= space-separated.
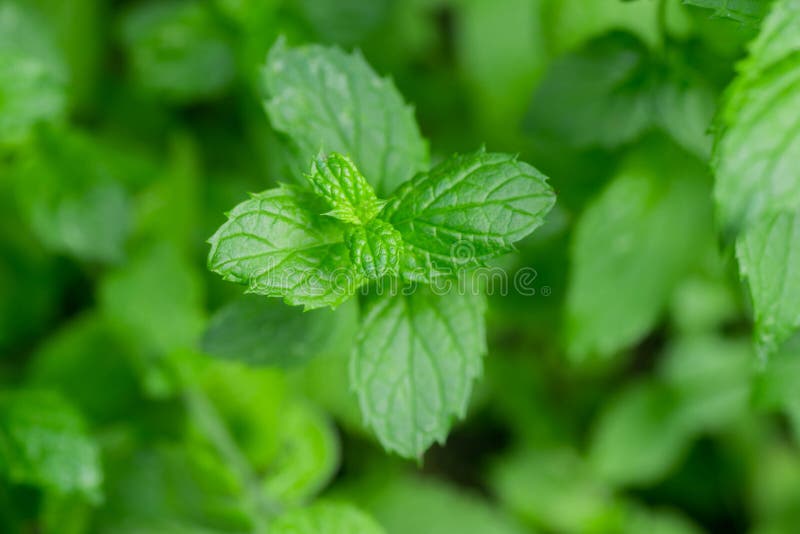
xmin=263 ymin=40 xmax=428 ymax=195
xmin=0 ymin=2 xmax=67 ymax=146
xmin=351 ymin=288 xmax=487 ymax=458
xmin=208 ymin=185 xmax=363 ymax=310
xmin=272 ymin=502 xmax=385 ymax=534
xmin=202 ymin=295 xmax=356 ymax=367
xmin=683 ymin=0 xmax=771 ymax=24
xmin=0 ymin=389 xmax=102 ymax=501
xmin=345 ymin=219 xmax=403 ymax=280
xmin=714 ymin=0 xmax=800 ymax=232
xmin=383 ymin=150 xmax=555 ymax=280
xmin=120 ymin=0 xmax=235 ymax=102
xmin=566 ymin=143 xmax=712 ymax=359
xmin=736 ymin=210 xmax=800 ymax=359
xmin=306 ymin=152 xmax=386 ymax=224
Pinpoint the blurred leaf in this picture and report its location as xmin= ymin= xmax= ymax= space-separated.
xmin=120 ymin=0 xmax=235 ymax=102
xmin=0 ymin=1 xmax=67 ymax=146
xmin=100 ymin=243 xmax=205 ymax=357
xmin=262 ymin=39 xmax=428 ymax=195
xmin=683 ymin=0 xmax=771 ymax=24
xmin=456 ymin=0 xmax=548 ymax=135
xmin=0 ymin=198 xmax=59 ymax=350
xmin=13 ymin=127 xmax=132 ymax=263
xmin=547 ymin=0 xmax=691 ymax=53
xmin=527 ymin=33 xmax=655 ymax=149
xmin=28 ymin=313 xmax=142 ymax=424
xmin=99 ymin=443 xmax=253 ymax=532
xmin=261 ymin=401 xmax=339 ymax=506
xmin=526 ymin=33 xmax=715 ymax=157
xmin=203 ymin=295 xmax=357 ymax=367
xmin=351 ymin=288 xmax=486 ymax=458
xmin=491 ymin=448 xmax=619 ymax=532
xmin=296 ymin=0 xmax=391 ymax=46
xmin=355 ymin=474 xmax=525 ymax=534
xmin=590 ymin=382 xmax=689 ymax=487
xmin=566 ymin=141 xmax=712 ymax=359
xmin=736 ymin=210 xmax=800 ymax=359
xmin=660 ymin=335 xmax=752 ymax=430
xmin=272 ymin=501 xmax=385 ymax=534
xmin=0 ymin=389 xmax=101 ymax=501
xmin=33 ymin=0 xmax=105 ymax=110
xmin=714 ymin=0 xmax=800 ymax=232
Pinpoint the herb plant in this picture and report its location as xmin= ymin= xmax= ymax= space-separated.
xmin=209 ymin=41 xmax=556 ymax=457
xmin=2 ymin=0 xmax=800 ymax=532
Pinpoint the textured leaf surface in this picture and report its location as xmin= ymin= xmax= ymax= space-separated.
xmin=714 ymin=0 xmax=800 ymax=231
xmin=737 ymin=210 xmax=800 ymax=358
xmin=0 ymin=389 xmax=102 ymax=500
xmin=306 ymin=153 xmax=385 ymax=224
xmin=566 ymin=144 xmax=711 ymax=359
xmin=345 ymin=219 xmax=403 ymax=279
xmin=384 ymin=151 xmax=555 ymax=280
xmin=263 ymin=40 xmax=428 ymax=195
xmin=0 ymin=1 xmax=67 ymax=145
xmin=208 ymin=185 xmax=363 ymax=310
xmin=351 ymin=288 xmax=487 ymax=458
xmin=272 ymin=502 xmax=385 ymax=534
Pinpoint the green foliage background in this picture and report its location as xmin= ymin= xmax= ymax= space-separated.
xmin=1 ymin=0 xmax=799 ymax=532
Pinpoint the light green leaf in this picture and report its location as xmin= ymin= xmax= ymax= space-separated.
xmin=714 ymin=0 xmax=800 ymax=231
xmin=383 ymin=150 xmax=555 ymax=280
xmin=202 ymin=295 xmax=357 ymax=367
xmin=208 ymin=185 xmax=364 ymax=310
xmin=660 ymin=335 xmax=752 ymax=430
xmin=351 ymin=288 xmax=487 ymax=458
xmin=0 ymin=1 xmax=67 ymax=145
xmin=345 ymin=219 xmax=403 ymax=280
xmin=566 ymin=143 xmax=712 ymax=359
xmin=306 ymin=153 xmax=386 ymax=225
xmin=0 ymin=389 xmax=102 ymax=501
xmin=120 ymin=0 xmax=235 ymax=102
xmin=736 ymin=210 xmax=800 ymax=358
xmin=272 ymin=502 xmax=385 ymax=534
xmin=263 ymin=40 xmax=428 ymax=195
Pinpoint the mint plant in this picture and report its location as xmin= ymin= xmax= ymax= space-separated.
xmin=208 ymin=42 xmax=555 ymax=457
